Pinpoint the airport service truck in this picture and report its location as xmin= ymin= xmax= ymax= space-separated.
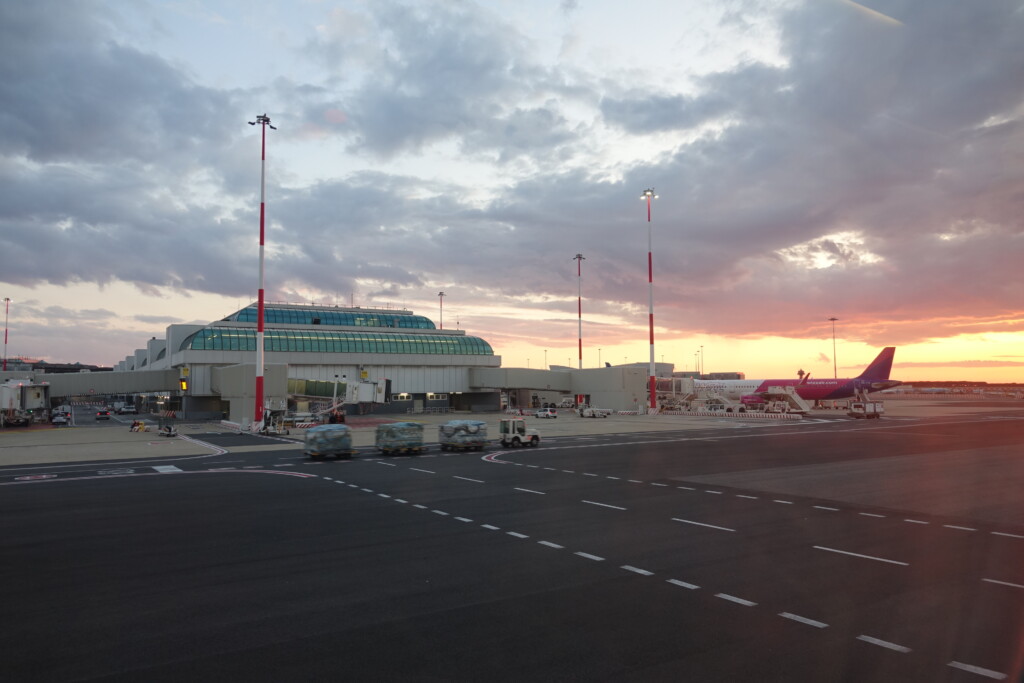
xmin=1 ymin=380 xmax=50 ymax=428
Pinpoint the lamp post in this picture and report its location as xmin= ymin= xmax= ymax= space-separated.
xmin=544 ymin=349 xmax=547 ymax=369
xmin=641 ymin=189 xmax=658 ymax=410
xmin=598 ymin=348 xmax=602 ymax=368
xmin=2 ymin=297 xmax=9 ymax=371
xmin=438 ymin=291 xmax=445 ymax=330
xmin=829 ymin=317 xmax=839 ymax=378
xmin=247 ymin=113 xmax=276 ymax=426
xmin=573 ymin=253 xmax=585 ymax=369
xmin=700 ymin=345 xmax=704 ymax=376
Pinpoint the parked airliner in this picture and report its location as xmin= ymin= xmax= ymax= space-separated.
xmin=693 ymin=347 xmax=900 ymax=402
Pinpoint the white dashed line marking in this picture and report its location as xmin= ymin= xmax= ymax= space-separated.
xmin=347 ymin=484 xmax=358 ymax=488
xmin=991 ymin=531 xmax=1024 ymax=539
xmin=606 ymin=476 xmax=620 ymax=480
xmin=677 ymin=485 xmax=696 ymax=490
xmin=672 ymin=518 xmax=736 ymax=532
xmin=538 ymin=541 xmax=564 ymax=549
xmin=715 ymin=593 xmax=756 ymax=607
xmin=575 ymin=552 xmax=605 ymax=562
xmin=410 ymin=468 xmax=435 ymax=474
xmin=507 ymin=532 xmax=529 ymax=539
xmin=779 ymin=612 xmax=828 ymax=628
xmin=857 ymin=635 xmax=911 ymax=653
xmin=377 ymin=462 xmax=397 ymax=467
xmin=667 ymin=579 xmax=700 ymax=590
xmin=705 ymin=490 xmax=723 ymax=495
xmin=583 ymin=473 xmax=598 ymax=477
xmin=944 ymin=524 xmax=976 ymax=532
xmin=454 ymin=517 xmax=473 ymax=523
xmin=377 ymin=493 xmax=391 ymax=498
xmin=947 ymin=661 xmax=1007 ymax=679
xmin=650 ymin=483 xmax=668 ymax=487
xmin=412 ymin=504 xmax=427 ymax=509
xmin=813 ymin=546 xmax=908 ymax=566
xmin=453 ymin=476 xmax=484 ymax=483
xmin=481 ymin=524 xmax=500 ymax=530
xmin=628 ymin=479 xmax=643 ymax=484
xmin=360 ymin=488 xmax=374 ymax=493
xmin=859 ymin=513 xmax=886 ymax=518
xmin=773 ymin=499 xmax=794 ymax=505
xmin=736 ymin=494 xmax=758 ymax=499
xmin=904 ymin=519 xmax=929 ymax=524
xmin=621 ymin=565 xmax=654 ymax=576
xmin=982 ymin=578 xmax=1024 ymax=590
xmin=432 ymin=510 xmax=449 ymax=516
xmin=563 ymin=470 xmax=575 ymax=473
xmin=515 ymin=487 xmax=545 ymax=495
xmin=394 ymin=498 xmax=407 ymax=503
xmin=813 ymin=505 xmax=839 ymax=511
xmin=582 ymin=500 xmax=626 ymax=511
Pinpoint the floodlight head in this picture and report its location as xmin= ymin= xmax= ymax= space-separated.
xmin=641 ymin=188 xmax=657 ymax=199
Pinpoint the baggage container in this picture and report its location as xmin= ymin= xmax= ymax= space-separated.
xmin=438 ymin=420 xmax=488 ymax=451
xmin=375 ymin=421 xmax=426 ymax=455
xmin=305 ymin=424 xmax=356 ymax=460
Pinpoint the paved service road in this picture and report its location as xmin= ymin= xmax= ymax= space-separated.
xmin=1 ymin=411 xmax=1022 ymax=681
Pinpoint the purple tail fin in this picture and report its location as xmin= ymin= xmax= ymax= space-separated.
xmin=857 ymin=347 xmax=896 ymax=380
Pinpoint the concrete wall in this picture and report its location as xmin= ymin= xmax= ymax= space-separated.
xmin=211 ymin=363 xmax=289 ymax=424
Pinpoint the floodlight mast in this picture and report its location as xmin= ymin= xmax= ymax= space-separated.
xmin=641 ymin=189 xmax=658 ymax=410
xmin=248 ymin=114 xmax=275 ymax=426
xmin=438 ymin=291 xmax=445 ymax=330
xmin=573 ymin=254 xmax=585 ymax=369
xmin=2 ymin=297 xmax=10 ymax=371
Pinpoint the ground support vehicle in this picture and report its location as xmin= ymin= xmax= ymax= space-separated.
xmin=305 ymin=424 xmax=356 ymax=459
xmin=1 ymin=380 xmax=50 ymax=428
xmin=498 ymin=418 xmax=540 ymax=448
xmin=438 ymin=420 xmax=488 ymax=451
xmin=577 ymin=405 xmax=611 ymax=418
xmin=535 ymin=408 xmax=557 ymax=418
xmin=557 ymin=398 xmax=577 ymax=408
xmin=375 ymin=422 xmax=426 ymax=455
xmin=848 ymin=401 xmax=885 ymax=419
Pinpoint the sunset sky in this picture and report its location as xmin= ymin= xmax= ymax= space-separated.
xmin=1 ymin=0 xmax=1022 ymax=383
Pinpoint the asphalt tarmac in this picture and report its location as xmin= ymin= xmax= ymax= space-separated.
xmin=1 ymin=399 xmax=1022 ymax=681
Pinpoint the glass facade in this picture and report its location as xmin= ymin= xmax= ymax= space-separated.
xmin=180 ymin=327 xmax=493 ymax=356
xmin=228 ymin=306 xmax=435 ymax=329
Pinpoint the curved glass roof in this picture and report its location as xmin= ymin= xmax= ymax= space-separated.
xmin=179 ymin=327 xmax=493 ymax=356
xmin=227 ymin=306 xmax=435 ymax=329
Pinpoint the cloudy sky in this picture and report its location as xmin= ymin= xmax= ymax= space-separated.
xmin=2 ymin=0 xmax=1022 ymax=382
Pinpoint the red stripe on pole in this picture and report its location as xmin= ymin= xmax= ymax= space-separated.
xmin=649 ymin=313 xmax=654 ymax=344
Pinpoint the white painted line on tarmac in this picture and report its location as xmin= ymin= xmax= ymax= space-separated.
xmin=431 ymin=510 xmax=449 ymax=516
xmin=672 ymin=518 xmax=735 ymax=532
xmin=813 ymin=505 xmax=840 ymax=511
xmin=944 ymin=524 xmax=977 ymax=531
xmin=857 ymin=635 xmax=911 ymax=653
xmin=360 ymin=487 xmax=374 ymax=493
xmin=562 ymin=470 xmax=575 ymax=473
xmin=377 ymin=462 xmax=397 ymax=467
xmin=677 ymin=485 xmax=696 ymax=490
xmin=583 ymin=473 xmax=598 ymax=477
xmin=606 ymin=476 xmax=620 ymax=480
xmin=621 ymin=565 xmax=654 ymax=576
xmin=773 ymin=499 xmax=793 ymax=504
xmin=982 ymin=578 xmax=1024 ymax=590
xmin=779 ymin=612 xmax=828 ymax=628
xmin=273 ymin=463 xmax=296 ymax=467
xmin=454 ymin=517 xmax=473 ymax=523
xmin=991 ymin=531 xmax=1024 ymax=539
xmin=667 ymin=579 xmax=700 ymax=590
xmin=412 ymin=504 xmax=427 ymax=509
xmin=377 ymin=493 xmax=391 ymax=498
xmin=454 ymin=476 xmax=485 ymax=483
xmin=152 ymin=465 xmax=182 ymax=473
xmin=583 ymin=500 xmax=626 ymax=511
xmin=481 ymin=524 xmax=500 ymax=530
xmin=515 ymin=487 xmax=545 ymax=495
xmin=650 ymin=483 xmax=668 ymax=487
xmin=348 ymin=484 xmax=358 ymax=488
xmin=904 ymin=519 xmax=929 ymax=524
xmin=410 ymin=468 xmax=435 ymax=474
xmin=859 ymin=512 xmax=886 ymax=518
xmin=715 ymin=593 xmax=756 ymax=607
xmin=736 ymin=494 xmax=758 ymax=499
xmin=575 ymin=552 xmax=605 ymax=562
xmin=947 ymin=661 xmax=1007 ymax=679
xmin=628 ymin=479 xmax=643 ymax=484
xmin=538 ymin=541 xmax=564 ymax=549
xmin=394 ymin=498 xmax=408 ymax=503
xmin=814 ymin=546 xmax=908 ymax=566
xmin=507 ymin=532 xmax=529 ymax=539
xmin=705 ymin=490 xmax=723 ymax=495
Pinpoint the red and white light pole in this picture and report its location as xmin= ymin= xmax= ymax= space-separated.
xmin=641 ymin=189 xmax=658 ymax=410
xmin=573 ymin=253 xmax=585 ymax=369
xmin=248 ymin=113 xmax=276 ymax=426
xmin=438 ymin=291 xmax=445 ymax=329
xmin=2 ymin=297 xmax=10 ymax=371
